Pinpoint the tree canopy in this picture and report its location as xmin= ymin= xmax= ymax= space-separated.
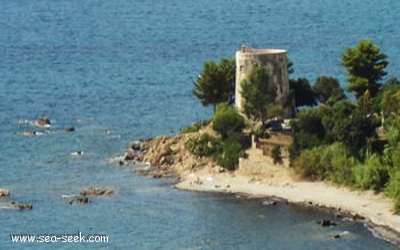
xmin=212 ymin=103 xmax=245 ymax=139
xmin=240 ymin=65 xmax=278 ymax=125
xmin=289 ymin=77 xmax=316 ymax=107
xmin=192 ymin=57 xmax=235 ymax=112
xmin=313 ymin=76 xmax=346 ymax=105
xmin=341 ymin=39 xmax=388 ymax=99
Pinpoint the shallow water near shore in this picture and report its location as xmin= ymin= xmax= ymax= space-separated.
xmin=1 ymin=0 xmax=399 ymax=248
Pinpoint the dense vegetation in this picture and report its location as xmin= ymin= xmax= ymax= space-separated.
xmin=189 ymin=40 xmax=400 ymax=213
xmin=290 ymin=40 xmax=400 ymax=213
xmin=184 ymin=104 xmax=246 ymax=170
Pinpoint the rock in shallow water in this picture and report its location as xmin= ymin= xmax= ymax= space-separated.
xmin=317 ymin=219 xmax=337 ymax=227
xmin=68 ymin=196 xmax=91 ymax=205
xmin=0 ymin=202 xmax=33 ymax=210
xmin=80 ymin=187 xmax=114 ymax=196
xmin=36 ymin=117 xmax=51 ymax=127
xmin=0 ymin=189 xmax=10 ymax=197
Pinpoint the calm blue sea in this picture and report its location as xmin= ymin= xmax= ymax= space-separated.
xmin=1 ymin=0 xmax=399 ymax=249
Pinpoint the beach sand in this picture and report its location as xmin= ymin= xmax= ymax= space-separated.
xmin=174 ymin=147 xmax=400 ymax=245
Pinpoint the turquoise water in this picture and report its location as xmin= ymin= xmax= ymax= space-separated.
xmin=0 ymin=0 xmax=399 ymax=248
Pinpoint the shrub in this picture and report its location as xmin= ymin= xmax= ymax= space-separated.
xmin=293 ymin=143 xmax=356 ymax=184
xmin=214 ymin=136 xmax=244 ymax=170
xmin=253 ymin=125 xmax=270 ymax=139
xmin=325 ymin=143 xmax=356 ymax=185
xmin=292 ymin=147 xmax=325 ymax=181
xmin=180 ymin=119 xmax=211 ymax=134
xmin=289 ymin=108 xmax=326 ymax=163
xmin=185 ymin=132 xmax=245 ymax=171
xmin=352 ymin=154 xmax=390 ymax=191
xmin=394 ymin=197 xmax=400 ymax=215
xmin=271 ymin=145 xmax=282 ymax=164
xmin=385 ymin=170 xmax=400 ymax=214
xmin=185 ymin=133 xmax=221 ymax=157
xmin=212 ymin=103 xmax=245 ymax=138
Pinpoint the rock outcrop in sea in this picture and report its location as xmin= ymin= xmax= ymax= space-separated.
xmin=119 ymin=130 xmax=224 ymax=180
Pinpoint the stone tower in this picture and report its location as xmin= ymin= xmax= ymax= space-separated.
xmin=235 ymin=45 xmax=293 ymax=118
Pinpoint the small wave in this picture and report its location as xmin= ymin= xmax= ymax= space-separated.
xmin=19 ymin=131 xmax=43 ymax=137
xmin=61 ymin=194 xmax=78 ymax=199
xmin=366 ymin=223 xmax=399 ymax=246
xmin=70 ymin=151 xmax=84 ymax=156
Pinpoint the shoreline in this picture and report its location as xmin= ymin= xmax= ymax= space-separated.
xmin=122 ymin=133 xmax=400 ymax=246
xmin=172 ymin=150 xmax=400 ymax=246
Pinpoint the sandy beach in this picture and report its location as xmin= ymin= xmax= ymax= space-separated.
xmin=174 ymin=147 xmax=400 ymax=245
xmin=125 ymin=132 xmax=400 ymax=245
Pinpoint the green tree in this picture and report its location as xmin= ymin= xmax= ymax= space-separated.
xmin=313 ymin=76 xmax=346 ymax=105
xmin=341 ymin=39 xmax=388 ymax=99
xmin=214 ymin=135 xmax=244 ymax=171
xmin=212 ymin=103 xmax=246 ymax=139
xmin=287 ymin=56 xmax=294 ymax=75
xmin=373 ymin=77 xmax=400 ymax=113
xmin=325 ymin=101 xmax=375 ymax=157
xmin=289 ymin=107 xmax=326 ymax=162
xmin=381 ymin=88 xmax=400 ymax=117
xmin=192 ymin=57 xmax=235 ymax=112
xmin=240 ymin=65 xmax=278 ymax=126
xmin=289 ymin=78 xmax=316 ymax=107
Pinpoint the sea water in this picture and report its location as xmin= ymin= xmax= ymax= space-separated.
xmin=0 ymin=0 xmax=399 ymax=249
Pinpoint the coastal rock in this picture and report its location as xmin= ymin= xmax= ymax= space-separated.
xmin=131 ymin=141 xmax=142 ymax=151
xmin=123 ymin=129 xmax=221 ymax=179
xmin=152 ymin=172 xmax=164 ymax=179
xmin=262 ymin=199 xmax=277 ymax=206
xmin=80 ymin=187 xmax=114 ymax=196
xmin=123 ymin=152 xmax=136 ymax=161
xmin=36 ymin=117 xmax=51 ymax=127
xmin=13 ymin=202 xmax=33 ymax=210
xmin=68 ymin=196 xmax=90 ymax=205
xmin=159 ymin=145 xmax=172 ymax=157
xmin=0 ymin=189 xmax=10 ymax=197
xmin=134 ymin=168 xmax=152 ymax=176
xmin=317 ymin=219 xmax=337 ymax=227
xmin=134 ymin=168 xmax=172 ymax=179
xmin=0 ymin=202 xmax=34 ymax=210
xmin=330 ymin=233 xmax=341 ymax=239
xmin=350 ymin=213 xmax=365 ymax=221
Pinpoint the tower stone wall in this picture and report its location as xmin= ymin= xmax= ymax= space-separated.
xmin=235 ymin=45 xmax=293 ymax=118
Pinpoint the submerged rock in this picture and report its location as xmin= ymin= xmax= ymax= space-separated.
xmin=65 ymin=127 xmax=75 ymax=132
xmin=80 ymin=187 xmax=114 ymax=196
